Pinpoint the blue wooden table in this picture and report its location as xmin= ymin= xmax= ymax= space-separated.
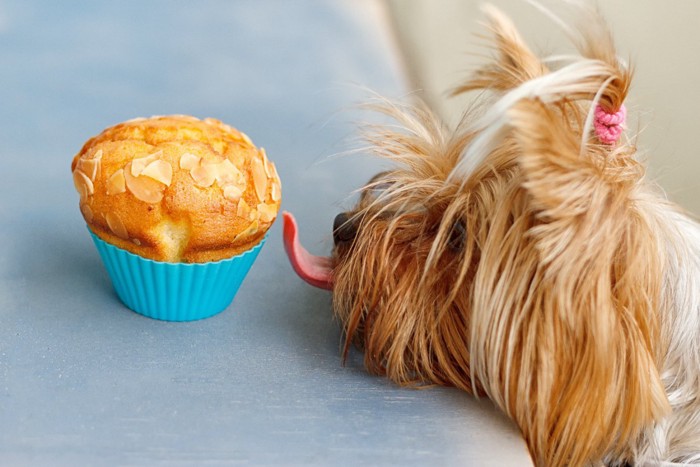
xmin=0 ymin=1 xmax=531 ymax=465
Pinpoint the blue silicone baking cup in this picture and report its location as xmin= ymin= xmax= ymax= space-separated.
xmin=89 ymin=228 xmax=265 ymax=321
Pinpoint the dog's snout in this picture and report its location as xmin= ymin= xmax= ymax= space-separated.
xmin=333 ymin=212 xmax=357 ymax=245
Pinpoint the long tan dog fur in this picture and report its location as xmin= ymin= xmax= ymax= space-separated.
xmin=286 ymin=3 xmax=700 ymax=465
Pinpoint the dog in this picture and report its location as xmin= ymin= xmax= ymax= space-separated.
xmin=283 ymin=3 xmax=700 ymax=465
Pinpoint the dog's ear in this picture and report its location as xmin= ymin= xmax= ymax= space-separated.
xmin=508 ymin=98 xmax=641 ymax=218
xmin=453 ymin=5 xmax=548 ymax=95
xmin=476 ymin=98 xmax=669 ymax=465
xmin=562 ymin=2 xmax=631 ymax=112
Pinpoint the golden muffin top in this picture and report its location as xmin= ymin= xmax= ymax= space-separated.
xmin=71 ymin=115 xmax=281 ymax=263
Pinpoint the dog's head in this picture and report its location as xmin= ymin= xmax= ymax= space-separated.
xmin=284 ymin=5 xmax=670 ymax=466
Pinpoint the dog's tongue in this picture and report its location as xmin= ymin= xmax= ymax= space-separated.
xmin=283 ymin=212 xmax=333 ymax=290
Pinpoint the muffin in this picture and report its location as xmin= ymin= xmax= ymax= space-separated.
xmin=71 ymin=115 xmax=281 ymax=320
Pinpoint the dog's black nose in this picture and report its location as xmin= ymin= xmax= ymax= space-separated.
xmin=333 ymin=212 xmax=357 ymax=245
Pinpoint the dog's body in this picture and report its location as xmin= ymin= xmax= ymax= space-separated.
xmin=284 ymin=4 xmax=700 ymax=465
xmin=643 ymin=202 xmax=700 ymax=464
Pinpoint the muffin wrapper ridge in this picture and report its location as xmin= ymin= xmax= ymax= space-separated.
xmin=89 ymin=228 xmax=265 ymax=321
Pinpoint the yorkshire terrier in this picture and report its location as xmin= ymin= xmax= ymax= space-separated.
xmin=283 ymin=3 xmax=700 ymax=466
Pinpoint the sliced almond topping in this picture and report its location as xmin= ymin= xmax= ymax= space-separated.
xmin=229 ymin=152 xmax=245 ymax=168
xmin=236 ymin=198 xmax=250 ymax=218
xmin=236 ymin=171 xmax=246 ymax=189
xmin=78 ymin=157 xmax=100 ymax=181
xmin=88 ymin=149 xmax=103 ymax=160
xmin=131 ymin=158 xmax=147 ymax=177
xmin=223 ymin=185 xmax=243 ymax=202
xmin=179 ymin=152 xmax=201 ymax=170
xmin=234 ymin=220 xmax=259 ymax=242
xmin=239 ymin=132 xmax=253 ymax=146
xmin=248 ymin=209 xmax=259 ymax=222
xmin=106 ymin=169 xmax=126 ymax=195
xmin=251 ymin=157 xmax=268 ymax=202
xmin=131 ymin=151 xmax=161 ymax=177
xmin=105 ymin=212 xmax=129 ymax=240
xmin=73 ymin=169 xmax=94 ymax=200
xmin=141 ymin=160 xmax=173 ymax=186
xmin=206 ymin=159 xmax=225 ymax=175
xmin=210 ymin=159 xmax=240 ymax=185
xmin=73 ymin=174 xmax=87 ymax=199
xmin=190 ymin=164 xmax=216 ymax=187
xmin=257 ymin=203 xmax=277 ymax=223
xmin=124 ymin=162 xmax=165 ymax=203
xmin=270 ymin=179 xmax=281 ymax=202
xmin=261 ymin=149 xmax=272 ymax=178
xmin=80 ymin=203 xmax=94 ymax=223
xmin=269 ymin=161 xmax=279 ymax=180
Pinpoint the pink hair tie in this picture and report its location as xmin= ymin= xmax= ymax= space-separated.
xmin=594 ymin=104 xmax=626 ymax=145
